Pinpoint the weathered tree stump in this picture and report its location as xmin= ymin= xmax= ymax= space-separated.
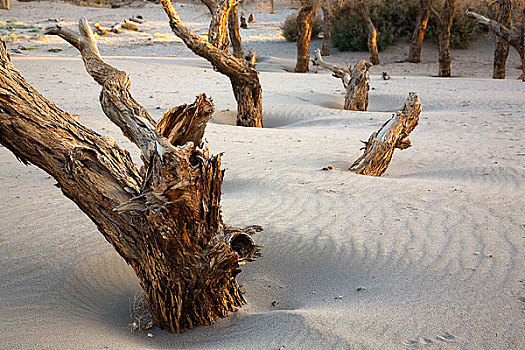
xmin=493 ymin=0 xmax=512 ymax=79
xmin=356 ymin=0 xmax=380 ymax=65
xmin=467 ymin=8 xmax=525 ymax=81
xmin=0 ymin=17 xmax=261 ymax=334
xmin=240 ymin=13 xmax=248 ymax=29
xmin=295 ymin=2 xmax=316 ymax=72
xmin=160 ymin=0 xmax=263 ymax=127
xmin=312 ymin=49 xmax=370 ymax=111
xmin=350 ymin=93 xmax=422 ymax=176
xmin=407 ymin=0 xmax=433 ymax=63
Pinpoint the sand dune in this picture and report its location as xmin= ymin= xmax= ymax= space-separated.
xmin=1 ymin=1 xmax=524 ymax=349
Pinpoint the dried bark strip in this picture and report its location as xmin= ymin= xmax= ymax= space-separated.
xmin=466 ymin=9 xmax=525 ymax=81
xmin=295 ymin=3 xmax=316 ymax=72
xmin=1 ymin=16 xmax=261 ymax=334
xmin=350 ymin=93 xmax=422 ymax=176
xmin=312 ymin=49 xmax=370 ymax=111
xmin=356 ymin=0 xmax=380 ymax=65
xmin=160 ymin=0 xmax=263 ymax=127
xmin=407 ymin=0 xmax=433 ymax=63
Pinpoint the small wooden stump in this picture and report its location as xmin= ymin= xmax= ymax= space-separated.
xmin=311 ymin=48 xmax=370 ymax=111
xmin=350 ymin=93 xmax=422 ymax=176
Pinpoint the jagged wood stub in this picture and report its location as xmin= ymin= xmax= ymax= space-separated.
xmin=0 ymin=17 xmax=262 ymax=334
xmin=312 ymin=49 xmax=370 ymax=111
xmin=466 ymin=8 xmax=525 ymax=81
xmin=161 ymin=0 xmax=263 ymax=127
xmin=350 ymin=93 xmax=422 ymax=176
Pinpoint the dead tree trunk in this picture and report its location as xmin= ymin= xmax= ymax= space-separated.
xmin=0 ymin=0 xmax=9 ymax=10
xmin=350 ymin=93 xmax=421 ymax=176
xmin=228 ymin=4 xmax=244 ymax=59
xmin=312 ymin=48 xmax=370 ymax=111
xmin=201 ymin=0 xmax=216 ymax=15
xmin=321 ymin=5 xmax=332 ymax=56
xmin=270 ymin=0 xmax=275 ymax=14
xmin=435 ymin=0 xmax=457 ymax=77
xmin=295 ymin=3 xmax=316 ymax=72
xmin=493 ymin=0 xmax=512 ymax=79
xmin=161 ymin=0 xmax=263 ymax=127
xmin=467 ymin=9 xmax=525 ymax=81
xmin=356 ymin=0 xmax=380 ymax=65
xmin=0 ymin=18 xmax=261 ymax=334
xmin=407 ymin=0 xmax=433 ymax=63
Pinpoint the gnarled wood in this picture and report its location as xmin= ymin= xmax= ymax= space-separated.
xmin=160 ymin=0 xmax=263 ymax=127
xmin=408 ymin=0 xmax=433 ymax=63
xmin=356 ymin=0 xmax=379 ymax=65
xmin=350 ymin=93 xmax=422 ymax=176
xmin=157 ymin=93 xmax=214 ymax=147
xmin=1 ymin=16 xmax=262 ymax=334
xmin=312 ymin=49 xmax=370 ymax=111
xmin=493 ymin=0 xmax=512 ymax=79
xmin=295 ymin=3 xmax=316 ymax=73
xmin=466 ymin=8 xmax=525 ymax=81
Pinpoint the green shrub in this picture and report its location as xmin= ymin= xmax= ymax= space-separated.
xmin=281 ymin=11 xmax=324 ymax=42
xmin=331 ymin=0 xmax=482 ymax=52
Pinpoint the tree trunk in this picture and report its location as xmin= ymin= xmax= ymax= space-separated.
xmin=350 ymin=93 xmax=422 ymax=176
xmin=270 ymin=0 xmax=275 ymax=14
xmin=0 ymin=0 xmax=9 ymax=10
xmin=312 ymin=49 xmax=370 ymax=111
xmin=466 ymin=9 xmax=524 ymax=81
xmin=295 ymin=4 xmax=316 ymax=73
xmin=1 ymin=18 xmax=262 ymax=334
xmin=493 ymin=0 xmax=512 ymax=79
xmin=356 ymin=0 xmax=380 ymax=65
xmin=437 ymin=0 xmax=457 ymax=77
xmin=407 ymin=0 xmax=432 ymax=63
xmin=161 ymin=0 xmax=263 ymax=126
xmin=201 ymin=0 xmax=216 ymax=15
xmin=321 ymin=5 xmax=332 ymax=56
xmin=228 ymin=4 xmax=243 ymax=59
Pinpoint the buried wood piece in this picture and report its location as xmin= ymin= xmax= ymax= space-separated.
xmin=350 ymin=93 xmax=422 ymax=176
xmin=160 ymin=0 xmax=263 ymax=127
xmin=466 ymin=8 xmax=525 ymax=81
xmin=311 ymin=49 xmax=370 ymax=111
xmin=0 ymin=17 xmax=264 ymax=335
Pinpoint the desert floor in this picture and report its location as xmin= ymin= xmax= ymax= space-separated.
xmin=1 ymin=1 xmax=524 ymax=349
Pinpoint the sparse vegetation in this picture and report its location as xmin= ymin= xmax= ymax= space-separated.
xmin=281 ymin=11 xmax=324 ymax=42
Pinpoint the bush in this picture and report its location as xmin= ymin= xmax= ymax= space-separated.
xmin=331 ymin=0 xmax=482 ymax=52
xmin=281 ymin=11 xmax=324 ymax=42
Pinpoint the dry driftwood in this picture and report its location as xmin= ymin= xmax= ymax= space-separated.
xmin=350 ymin=93 xmax=422 ymax=176
xmin=161 ymin=0 xmax=263 ymax=127
xmin=295 ymin=2 xmax=316 ymax=72
xmin=312 ymin=49 xmax=370 ymax=111
xmin=466 ymin=8 xmax=525 ymax=81
xmin=0 ymin=17 xmax=262 ymax=334
xmin=407 ymin=0 xmax=433 ymax=63
xmin=356 ymin=0 xmax=380 ymax=65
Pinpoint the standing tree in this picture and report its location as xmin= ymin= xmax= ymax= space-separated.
xmin=0 ymin=0 xmax=9 ymax=10
xmin=467 ymin=8 xmax=525 ymax=81
xmin=295 ymin=0 xmax=317 ymax=72
xmin=492 ymin=0 xmax=512 ymax=79
xmin=433 ymin=0 xmax=457 ymax=77
xmin=321 ymin=2 xmax=333 ymax=56
xmin=407 ymin=0 xmax=433 ymax=63
xmin=162 ymin=0 xmax=263 ymax=127
xmin=1 ymin=17 xmax=261 ymax=334
xmin=355 ymin=0 xmax=380 ymax=65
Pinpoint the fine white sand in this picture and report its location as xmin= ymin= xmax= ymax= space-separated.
xmin=1 ymin=1 xmax=524 ymax=349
